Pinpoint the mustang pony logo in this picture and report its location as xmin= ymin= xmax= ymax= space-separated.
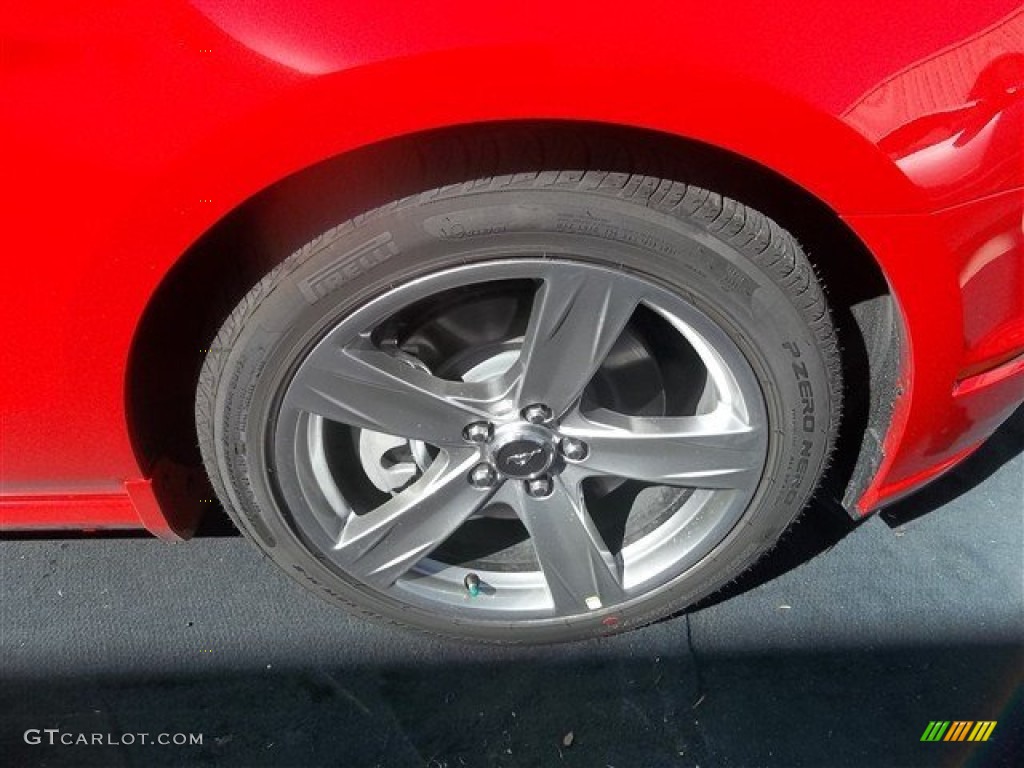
xmin=507 ymin=447 xmax=544 ymax=467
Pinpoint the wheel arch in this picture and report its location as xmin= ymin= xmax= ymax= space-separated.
xmin=125 ymin=120 xmax=901 ymax=533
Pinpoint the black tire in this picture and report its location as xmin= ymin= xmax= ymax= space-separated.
xmin=197 ymin=165 xmax=841 ymax=644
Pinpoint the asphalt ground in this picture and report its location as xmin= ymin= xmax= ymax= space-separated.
xmin=1 ymin=408 xmax=1021 ymax=767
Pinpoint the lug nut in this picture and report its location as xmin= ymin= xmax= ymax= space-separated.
xmin=462 ymin=421 xmax=494 ymax=444
xmin=559 ymin=436 xmax=589 ymax=462
xmin=525 ymin=475 xmax=553 ymax=498
xmin=522 ymin=403 xmax=553 ymax=424
xmin=468 ymin=463 xmax=498 ymax=489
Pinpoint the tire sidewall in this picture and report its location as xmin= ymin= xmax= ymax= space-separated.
xmin=206 ymin=186 xmax=835 ymax=643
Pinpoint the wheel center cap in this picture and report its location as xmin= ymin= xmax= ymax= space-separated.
xmin=491 ymin=424 xmax=556 ymax=479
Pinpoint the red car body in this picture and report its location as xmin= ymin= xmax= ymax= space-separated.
xmin=2 ymin=1 xmax=1022 ymax=538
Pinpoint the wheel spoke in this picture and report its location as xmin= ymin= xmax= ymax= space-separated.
xmin=560 ymin=406 xmax=766 ymax=490
xmin=332 ymin=449 xmax=495 ymax=589
xmin=516 ymin=269 xmax=643 ymax=417
xmin=286 ymin=335 xmax=516 ymax=445
xmin=514 ymin=475 xmax=625 ymax=613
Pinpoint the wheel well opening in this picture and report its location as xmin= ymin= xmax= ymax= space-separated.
xmin=126 ymin=120 xmax=898 ymax=532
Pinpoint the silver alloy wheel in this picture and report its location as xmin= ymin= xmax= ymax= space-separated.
xmin=272 ymin=259 xmax=769 ymax=621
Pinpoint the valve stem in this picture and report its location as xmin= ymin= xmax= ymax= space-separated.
xmin=464 ymin=573 xmax=481 ymax=597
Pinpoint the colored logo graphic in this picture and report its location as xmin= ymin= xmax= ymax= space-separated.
xmin=920 ymin=721 xmax=997 ymax=742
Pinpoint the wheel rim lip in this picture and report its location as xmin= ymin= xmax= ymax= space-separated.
xmin=269 ymin=257 xmax=769 ymax=622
